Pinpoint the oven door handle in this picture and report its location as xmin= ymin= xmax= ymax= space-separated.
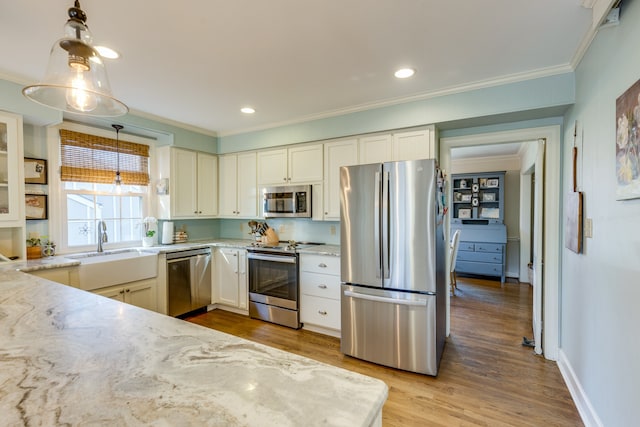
xmin=247 ymin=253 xmax=297 ymax=264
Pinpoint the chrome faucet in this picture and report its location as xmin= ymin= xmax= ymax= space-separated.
xmin=97 ymin=220 xmax=108 ymax=252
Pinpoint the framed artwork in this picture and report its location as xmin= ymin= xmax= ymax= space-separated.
xmin=483 ymin=193 xmax=496 ymax=202
xmin=486 ymin=178 xmax=499 ymax=188
xmin=458 ymin=208 xmax=471 ymax=219
xmin=461 ymin=194 xmax=472 ymax=202
xmin=480 ymin=207 xmax=500 ymax=219
xmin=479 ymin=178 xmax=487 ymax=187
xmin=25 ymin=194 xmax=47 ymax=219
xmin=616 ymin=78 xmax=640 ymax=200
xmin=24 ymin=158 xmax=47 ymax=184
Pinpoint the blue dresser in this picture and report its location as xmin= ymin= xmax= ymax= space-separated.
xmin=453 ymin=224 xmax=507 ymax=282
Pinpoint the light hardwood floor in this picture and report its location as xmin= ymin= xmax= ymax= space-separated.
xmin=187 ymin=278 xmax=582 ymax=426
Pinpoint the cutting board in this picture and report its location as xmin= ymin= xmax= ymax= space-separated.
xmin=565 ymin=146 xmax=583 ymax=254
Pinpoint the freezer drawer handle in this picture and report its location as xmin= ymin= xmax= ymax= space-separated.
xmin=318 ymin=284 xmax=327 ymax=289
xmin=343 ymin=290 xmax=428 ymax=307
xmin=318 ymin=263 xmax=327 ymax=268
xmin=318 ymin=310 xmax=327 ymax=315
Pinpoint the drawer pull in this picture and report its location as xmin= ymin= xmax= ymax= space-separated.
xmin=318 ymin=263 xmax=327 ymax=268
xmin=318 ymin=310 xmax=327 ymax=316
xmin=318 ymin=284 xmax=327 ymax=289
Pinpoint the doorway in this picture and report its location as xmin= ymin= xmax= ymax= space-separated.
xmin=441 ymin=125 xmax=561 ymax=361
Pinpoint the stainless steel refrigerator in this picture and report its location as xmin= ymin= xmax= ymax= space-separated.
xmin=340 ymin=159 xmax=446 ymax=376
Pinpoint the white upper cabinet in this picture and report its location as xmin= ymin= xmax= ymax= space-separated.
xmin=287 ymin=144 xmax=323 ymax=183
xmin=196 ymin=152 xmax=218 ymax=216
xmin=218 ymin=152 xmax=257 ymax=218
xmin=323 ymin=138 xmax=358 ymax=220
xmin=358 ymin=134 xmax=393 ymax=165
xmin=393 ymin=127 xmax=436 ymax=161
xmin=157 ymin=147 xmax=218 ymax=219
xmin=358 ymin=126 xmax=436 ymax=164
xmin=0 ymin=111 xmax=24 ymax=224
xmin=257 ymin=143 xmax=323 ymax=185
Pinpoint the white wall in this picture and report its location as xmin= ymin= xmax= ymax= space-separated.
xmin=559 ymin=2 xmax=640 ymax=425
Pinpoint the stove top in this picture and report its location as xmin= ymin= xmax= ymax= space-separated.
xmin=246 ymin=241 xmax=319 ymax=253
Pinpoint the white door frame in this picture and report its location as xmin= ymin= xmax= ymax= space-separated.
xmin=441 ymin=125 xmax=561 ymax=360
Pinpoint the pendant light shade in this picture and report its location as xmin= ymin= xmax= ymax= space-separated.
xmin=22 ymin=1 xmax=128 ymax=117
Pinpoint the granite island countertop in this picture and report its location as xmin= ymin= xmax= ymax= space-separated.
xmin=0 ymin=267 xmax=385 ymax=426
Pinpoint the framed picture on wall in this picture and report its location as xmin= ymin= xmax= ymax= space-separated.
xmin=24 ymin=158 xmax=47 ymax=184
xmin=25 ymin=194 xmax=47 ymax=220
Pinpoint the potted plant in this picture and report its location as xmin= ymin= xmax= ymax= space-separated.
xmin=26 ymin=236 xmax=42 ymax=259
xmin=142 ymin=229 xmax=155 ymax=247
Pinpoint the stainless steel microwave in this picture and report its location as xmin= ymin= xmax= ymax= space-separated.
xmin=262 ymin=185 xmax=312 ymax=218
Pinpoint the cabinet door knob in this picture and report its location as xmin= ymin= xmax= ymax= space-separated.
xmin=324 ymin=212 xmax=328 ymax=215
xmin=318 ymin=310 xmax=327 ymax=316
xmin=283 ymin=177 xmax=287 ymax=182
xmin=125 ymin=289 xmax=130 ymax=293
xmin=119 ymin=290 xmax=125 ymax=294
xmin=318 ymin=284 xmax=327 ymax=289
xmin=318 ymin=263 xmax=327 ymax=268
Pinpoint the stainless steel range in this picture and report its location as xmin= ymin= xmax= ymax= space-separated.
xmin=247 ymin=242 xmax=314 ymax=329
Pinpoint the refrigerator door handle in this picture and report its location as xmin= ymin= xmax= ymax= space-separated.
xmin=343 ymin=290 xmax=428 ymax=307
xmin=374 ymin=171 xmax=381 ymax=278
xmin=382 ymin=170 xmax=390 ymax=279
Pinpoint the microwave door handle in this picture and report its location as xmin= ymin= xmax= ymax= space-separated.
xmin=382 ymin=170 xmax=390 ymax=279
xmin=374 ymin=171 xmax=381 ymax=278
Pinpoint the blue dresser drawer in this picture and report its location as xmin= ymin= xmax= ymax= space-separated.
xmin=475 ymin=243 xmax=503 ymax=253
xmin=456 ymin=261 xmax=503 ymax=277
xmin=459 ymin=242 xmax=475 ymax=252
xmin=457 ymin=251 xmax=503 ymax=264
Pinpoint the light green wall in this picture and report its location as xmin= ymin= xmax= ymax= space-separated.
xmin=561 ymin=2 xmax=640 ymax=425
xmin=218 ymin=73 xmax=575 ymax=153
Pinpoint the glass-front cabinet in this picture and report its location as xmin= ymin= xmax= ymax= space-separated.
xmin=0 ymin=110 xmax=25 ymax=260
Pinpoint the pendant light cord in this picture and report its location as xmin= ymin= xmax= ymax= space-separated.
xmin=112 ymin=124 xmax=123 ymax=184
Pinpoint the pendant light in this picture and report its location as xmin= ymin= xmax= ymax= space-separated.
xmin=112 ymin=124 xmax=123 ymax=191
xmin=22 ymin=1 xmax=128 ymax=117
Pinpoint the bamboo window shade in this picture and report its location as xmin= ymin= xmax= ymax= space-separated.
xmin=59 ymin=129 xmax=150 ymax=185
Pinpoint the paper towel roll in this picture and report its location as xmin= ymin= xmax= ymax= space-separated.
xmin=161 ymin=222 xmax=174 ymax=244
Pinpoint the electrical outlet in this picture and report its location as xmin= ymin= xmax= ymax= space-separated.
xmin=584 ymin=218 xmax=593 ymax=238
xmin=330 ymin=225 xmax=336 ymax=236
xmin=279 ymin=225 xmax=285 ymax=234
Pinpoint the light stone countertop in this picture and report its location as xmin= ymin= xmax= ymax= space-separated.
xmin=0 ymin=267 xmax=387 ymax=426
xmin=297 ymin=245 xmax=340 ymax=257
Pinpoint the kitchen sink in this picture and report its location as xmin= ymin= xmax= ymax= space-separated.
xmin=66 ymin=249 xmax=158 ymax=291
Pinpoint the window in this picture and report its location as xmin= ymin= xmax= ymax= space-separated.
xmin=57 ymin=128 xmax=151 ymax=251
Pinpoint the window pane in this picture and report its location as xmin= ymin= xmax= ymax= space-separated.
xmin=120 ymin=219 xmax=138 ymax=242
xmin=67 ymin=194 xmax=94 ymax=220
xmin=68 ymin=221 xmax=94 ymax=246
xmin=96 ymin=183 xmax=114 ymax=193
xmin=121 ymin=196 xmax=143 ymax=218
xmin=96 ymin=195 xmax=119 ymax=219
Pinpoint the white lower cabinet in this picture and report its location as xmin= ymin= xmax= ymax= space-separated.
xmin=28 ymin=266 xmax=80 ymax=288
xmin=213 ymin=248 xmax=248 ymax=312
xmin=300 ymin=254 xmax=341 ymax=337
xmin=93 ymin=278 xmax=158 ymax=312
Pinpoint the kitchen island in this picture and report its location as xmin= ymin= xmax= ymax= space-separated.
xmin=0 ymin=267 xmax=387 ymax=426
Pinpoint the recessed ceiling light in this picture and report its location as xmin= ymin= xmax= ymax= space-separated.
xmin=241 ymin=107 xmax=255 ymax=114
xmin=95 ymin=46 xmax=120 ymax=59
xmin=394 ymin=68 xmax=415 ymax=79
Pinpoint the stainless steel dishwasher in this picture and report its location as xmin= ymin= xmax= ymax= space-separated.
xmin=166 ymin=247 xmax=212 ymax=317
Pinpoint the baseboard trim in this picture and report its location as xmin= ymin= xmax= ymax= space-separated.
xmin=557 ymin=349 xmax=603 ymax=427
